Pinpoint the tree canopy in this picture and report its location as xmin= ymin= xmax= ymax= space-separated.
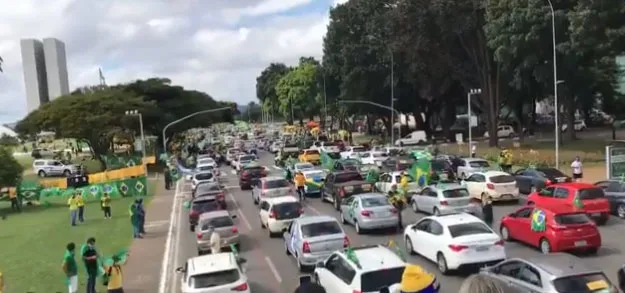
xmin=0 ymin=147 xmax=23 ymax=187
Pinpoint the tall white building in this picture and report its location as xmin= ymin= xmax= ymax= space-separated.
xmin=20 ymin=39 xmax=49 ymax=113
xmin=43 ymin=38 xmax=70 ymax=100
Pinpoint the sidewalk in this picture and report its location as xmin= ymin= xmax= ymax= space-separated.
xmin=123 ymin=179 xmax=175 ymax=293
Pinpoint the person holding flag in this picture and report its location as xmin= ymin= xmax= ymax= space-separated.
xmin=388 ymin=185 xmax=406 ymax=229
xmin=295 ymin=171 xmax=306 ymax=201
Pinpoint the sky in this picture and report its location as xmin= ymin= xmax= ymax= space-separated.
xmin=0 ymin=0 xmax=349 ymax=123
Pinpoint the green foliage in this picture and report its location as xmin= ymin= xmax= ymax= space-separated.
xmin=0 ymin=147 xmax=24 ymax=187
xmin=275 ymin=58 xmax=323 ymax=124
xmin=0 ymin=134 xmax=19 ymax=146
xmin=256 ymin=63 xmax=290 ymax=117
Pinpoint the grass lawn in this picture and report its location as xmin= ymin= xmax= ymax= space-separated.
xmin=0 ymin=181 xmax=155 ymax=293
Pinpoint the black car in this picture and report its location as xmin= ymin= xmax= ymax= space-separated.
xmin=333 ymin=159 xmax=360 ymax=172
xmin=321 ymin=171 xmax=366 ymax=209
xmin=194 ymin=182 xmax=227 ymax=209
xmin=595 ymin=180 xmax=625 ymax=218
xmin=188 ymin=195 xmax=220 ymax=231
xmin=381 ymin=156 xmax=414 ymax=172
xmin=239 ymin=165 xmax=267 ymax=190
xmin=430 ymin=159 xmax=456 ymax=181
xmin=513 ymin=167 xmax=572 ymax=194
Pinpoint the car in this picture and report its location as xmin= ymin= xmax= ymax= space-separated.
xmin=480 ymin=253 xmax=618 ymax=293
xmin=370 ymin=146 xmax=402 ymax=155
xmin=339 ymin=193 xmax=399 ymax=233
xmin=380 ymin=156 xmax=414 ymax=172
xmin=252 ymin=176 xmax=293 ymax=204
xmin=595 ymin=180 xmax=625 ymax=218
xmin=358 ymin=164 xmax=380 ymax=178
xmin=375 ymin=171 xmax=421 ymax=194
xmin=225 ymin=148 xmax=241 ymax=165
xmin=195 ymin=163 xmax=220 ymax=177
xmin=234 ymin=154 xmax=257 ymax=172
xmin=527 ymin=182 xmax=611 ymax=224
xmin=404 ymin=213 xmax=505 ymax=274
xmin=302 ymin=169 xmax=326 ymax=196
xmin=188 ymin=195 xmax=221 ymax=231
xmin=274 ymin=149 xmax=300 ymax=167
xmin=500 ymin=204 xmax=601 ymax=254
xmin=192 ymin=181 xmax=222 ymax=198
xmin=259 ymin=196 xmax=303 ymax=237
xmin=394 ymin=130 xmax=427 ymax=146
xmin=197 ymin=157 xmax=216 ymax=168
xmin=359 ymin=151 xmax=389 ymax=166
xmin=175 ymin=252 xmax=250 ymax=293
xmin=430 ymin=159 xmax=456 ymax=181
xmin=293 ymin=162 xmax=315 ymax=173
xmin=238 ymin=164 xmax=267 ymax=190
xmin=195 ymin=211 xmax=240 ymax=254
xmin=312 ymin=141 xmax=341 ymax=153
xmin=283 ymin=215 xmax=349 ymax=271
xmin=562 ymin=119 xmax=587 ymax=132
xmin=320 ymin=171 xmax=367 ymax=209
xmin=32 ymin=159 xmax=78 ymax=177
xmin=456 ymin=158 xmax=491 ymax=179
xmin=340 ymin=146 xmax=367 ymax=160
xmin=410 ymin=183 xmax=480 ymax=216
xmin=298 ymin=149 xmax=321 ymax=165
xmin=514 ymin=167 xmax=572 ymax=194
xmin=332 ymin=159 xmax=360 ymax=172
xmin=270 ymin=141 xmax=283 ymax=153
xmin=314 ymin=245 xmax=424 ymax=292
xmin=462 ymin=171 xmax=520 ymax=203
xmin=191 ymin=171 xmax=216 ymax=191
xmin=484 ymin=124 xmax=516 ymax=138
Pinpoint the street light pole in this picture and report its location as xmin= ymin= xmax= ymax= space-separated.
xmin=547 ymin=0 xmax=559 ymax=169
xmin=125 ymin=110 xmax=147 ymax=176
xmin=323 ymin=73 xmax=328 ymax=126
xmin=290 ymin=97 xmax=295 ymax=124
xmin=390 ymin=48 xmax=395 ymax=144
xmin=161 ymin=107 xmax=231 ymax=152
xmin=467 ymin=88 xmax=482 ymax=153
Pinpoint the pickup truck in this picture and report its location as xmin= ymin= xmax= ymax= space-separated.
xmin=321 ymin=171 xmax=370 ymax=210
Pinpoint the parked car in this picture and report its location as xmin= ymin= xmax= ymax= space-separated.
xmin=188 ymin=195 xmax=221 ymax=231
xmin=191 ymin=171 xmax=216 ymax=191
xmin=175 ymin=252 xmax=250 ymax=293
xmin=339 ymin=193 xmax=399 ymax=233
xmin=259 ymin=196 xmax=303 ymax=237
xmin=32 ymin=159 xmax=78 ymax=177
xmin=456 ymin=158 xmax=491 ymax=179
xmin=463 ymin=171 xmax=520 ymax=202
xmin=195 ymin=210 xmax=239 ymax=254
xmin=394 ymin=131 xmax=427 ymax=146
xmin=252 ymin=176 xmax=293 ymax=205
xmin=500 ymin=204 xmax=601 ymax=254
xmin=484 ymin=124 xmax=515 ymax=138
xmin=594 ymin=180 xmax=625 ymax=218
xmin=514 ymin=167 xmax=572 ymax=194
xmin=283 ymin=215 xmax=349 ymax=271
xmin=410 ymin=183 xmax=479 ymax=216
xmin=526 ymin=182 xmax=610 ymax=224
xmin=238 ymin=164 xmax=267 ymax=190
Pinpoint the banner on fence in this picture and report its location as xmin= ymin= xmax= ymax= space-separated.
xmin=37 ymin=176 xmax=149 ymax=199
xmin=101 ymin=154 xmax=143 ymax=170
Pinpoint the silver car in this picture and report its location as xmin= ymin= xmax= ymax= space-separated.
xmin=457 ymin=158 xmax=491 ymax=179
xmin=480 ymin=253 xmax=618 ymax=293
xmin=284 ymin=215 xmax=348 ymax=271
xmin=252 ymin=176 xmax=293 ymax=205
xmin=410 ymin=183 xmax=479 ymax=216
xmin=195 ymin=210 xmax=240 ymax=254
xmin=338 ymin=193 xmax=399 ymax=234
xmin=293 ymin=162 xmax=315 ymax=173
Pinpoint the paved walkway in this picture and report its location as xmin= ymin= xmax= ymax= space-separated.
xmin=123 ymin=179 xmax=174 ymax=293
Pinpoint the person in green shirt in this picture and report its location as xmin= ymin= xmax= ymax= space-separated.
xmin=129 ymin=200 xmax=141 ymax=238
xmin=61 ymin=242 xmax=78 ymax=293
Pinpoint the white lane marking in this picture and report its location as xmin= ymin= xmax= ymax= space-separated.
xmin=306 ymin=204 xmax=322 ymax=215
xmin=264 ymin=256 xmax=283 ymax=283
xmin=272 ymin=166 xmax=282 ymax=170
xmin=158 ymin=180 xmax=181 ymax=293
xmin=223 ymin=185 xmax=240 ymax=189
xmin=227 ymin=190 xmax=252 ymax=230
xmin=145 ymin=220 xmax=169 ymax=228
xmin=170 ymin=181 xmax=187 ymax=293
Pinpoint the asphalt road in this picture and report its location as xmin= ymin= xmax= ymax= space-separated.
xmin=168 ymin=151 xmax=625 ymax=293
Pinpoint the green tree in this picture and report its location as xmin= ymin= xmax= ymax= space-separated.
xmin=0 ymin=134 xmax=19 ymax=147
xmin=256 ymin=63 xmax=290 ymax=118
xmin=240 ymin=101 xmax=262 ymax=122
xmin=15 ymin=87 xmax=158 ymax=169
xmin=275 ymin=58 xmax=322 ymax=125
xmin=0 ymin=147 xmax=23 ymax=187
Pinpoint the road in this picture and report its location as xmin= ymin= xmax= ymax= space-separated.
xmin=165 ymin=151 xmax=625 ymax=292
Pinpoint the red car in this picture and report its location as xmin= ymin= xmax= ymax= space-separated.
xmin=500 ymin=204 xmax=601 ymax=254
xmin=526 ymin=182 xmax=610 ymax=224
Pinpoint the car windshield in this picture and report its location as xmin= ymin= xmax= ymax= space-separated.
xmin=305 ymin=150 xmax=319 ymax=155
xmin=442 ymin=188 xmax=470 ymax=198
xmin=360 ymin=267 xmax=405 ymax=292
xmin=352 ymin=147 xmax=366 ymax=152
xmin=537 ymin=168 xmax=567 ymax=177
xmin=469 ymin=160 xmax=490 ymax=168
xmin=273 ymin=202 xmax=302 ymax=220
xmin=264 ymin=179 xmax=289 ymax=189
xmin=361 ymin=197 xmax=388 ymax=208
xmin=552 ymin=272 xmax=612 ymax=293
xmin=195 ymin=173 xmax=213 ymax=180
xmin=192 ymin=200 xmax=219 ymax=212
xmin=448 ymin=222 xmax=493 ymax=238
xmin=431 ymin=160 xmax=451 ymax=171
xmin=190 ymin=270 xmax=240 ymax=289
xmin=578 ymin=188 xmax=605 ymax=200
xmin=306 ymin=171 xmax=325 ymax=178
xmin=301 ymin=221 xmax=342 ymax=237
xmin=244 ymin=166 xmax=264 ymax=173
xmin=373 ymin=153 xmax=388 ymax=158
xmin=198 ymin=159 xmax=214 ymax=165
xmin=201 ymin=216 xmax=233 ymax=229
xmin=490 ymin=175 xmax=515 ymax=183
xmin=197 ymin=184 xmax=220 ymax=193
xmin=240 ymin=155 xmax=255 ymax=161
xmin=197 ymin=166 xmax=214 ymax=171
xmin=555 ymin=213 xmax=591 ymax=225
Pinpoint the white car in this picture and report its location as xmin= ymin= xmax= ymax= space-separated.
xmin=259 ymin=196 xmax=303 ymax=237
xmin=234 ymin=154 xmax=257 ymax=172
xmin=484 ymin=125 xmax=515 ymax=138
xmin=293 ymin=162 xmax=315 ymax=173
xmin=313 ymin=245 xmax=413 ymax=292
xmin=370 ymin=146 xmax=402 ymax=155
xmin=403 ymin=213 xmax=505 ymax=274
xmin=302 ymin=169 xmax=326 ymax=195
xmin=313 ymin=141 xmax=340 ymax=153
xmin=226 ymin=148 xmax=241 ymax=165
xmin=197 ymin=157 xmax=216 ymax=168
xmin=375 ymin=172 xmax=421 ymax=194
xmin=462 ymin=171 xmax=520 ymax=202
xmin=191 ymin=171 xmax=216 ymax=191
xmin=270 ymin=142 xmax=283 ymax=153
xmin=394 ymin=130 xmax=427 ymax=146
xmin=340 ymin=145 xmax=367 ymax=159
xmin=562 ymin=119 xmax=587 ymax=132
xmin=176 ymin=252 xmax=250 ymax=293
xmin=359 ymin=151 xmax=389 ymax=166
xmin=32 ymin=159 xmax=78 ymax=177
xmin=456 ymin=158 xmax=491 ymax=179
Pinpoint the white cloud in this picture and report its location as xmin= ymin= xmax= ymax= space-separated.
xmin=0 ymin=0 xmax=336 ymax=123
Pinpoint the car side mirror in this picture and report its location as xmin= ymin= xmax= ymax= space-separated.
xmin=315 ymin=261 xmax=325 ymax=268
xmin=175 ymin=267 xmax=185 ymax=273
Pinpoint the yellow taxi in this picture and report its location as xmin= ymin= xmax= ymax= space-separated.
xmin=298 ymin=149 xmax=321 ymax=165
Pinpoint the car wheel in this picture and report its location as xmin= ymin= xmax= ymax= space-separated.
xmin=433 ymin=207 xmax=440 ymax=216
xmin=285 ymin=242 xmax=291 ymax=255
xmin=260 ymin=220 xmax=265 ymax=229
xmin=411 ymin=201 xmax=419 ymax=213
xmin=539 ymin=238 xmax=551 ymax=254
xmin=268 ymin=229 xmax=274 ymax=238
xmin=500 ymin=225 xmax=511 ymax=241
xmin=437 ymin=253 xmax=449 ymax=275
xmin=63 ymin=170 xmax=71 ymax=177
xmin=618 ymin=204 xmax=625 ymax=219
xmin=198 ymin=249 xmax=204 ymax=255
xmin=355 ymin=221 xmax=363 ymax=234
xmin=587 ymin=247 xmax=598 ymax=254
xmin=405 ymin=236 xmax=416 ymax=255
xmin=38 ymin=170 xmax=46 ymax=177
xmin=253 ymin=197 xmax=258 ymax=205
xmin=340 ymin=211 xmax=347 ymax=224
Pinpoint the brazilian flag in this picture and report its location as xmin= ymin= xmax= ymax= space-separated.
xmin=408 ymin=157 xmax=432 ymax=187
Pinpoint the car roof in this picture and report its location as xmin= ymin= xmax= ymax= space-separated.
xmin=425 ymin=213 xmax=484 ymax=226
xmin=263 ymin=196 xmax=298 ymax=205
xmin=463 ymin=158 xmax=488 ymax=162
xmin=333 ymin=170 xmax=361 ymax=175
xmin=550 ymin=182 xmax=596 ymax=189
xmin=193 ymin=195 xmax=216 ymax=202
xmin=529 ymin=204 xmax=580 ymax=214
xmin=296 ymin=215 xmax=337 ymax=225
xmin=262 ymin=176 xmax=286 ymax=182
xmin=302 ymin=169 xmax=324 ymax=175
xmin=428 ymin=183 xmax=465 ymax=191
xmin=194 ymin=171 xmax=214 ymax=177
xmin=338 ymin=245 xmax=405 ymax=272
xmin=188 ymin=252 xmax=238 ymax=275
xmin=522 ymin=253 xmax=599 ymax=277
xmin=352 ymin=193 xmax=387 ymax=200
xmin=198 ymin=210 xmax=231 ymax=219
xmin=479 ymin=170 xmax=509 ymax=176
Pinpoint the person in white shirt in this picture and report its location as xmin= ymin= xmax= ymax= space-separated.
xmin=471 ymin=144 xmax=477 ymax=158
xmin=208 ymin=227 xmax=222 ymax=254
xmin=571 ymin=156 xmax=583 ymax=182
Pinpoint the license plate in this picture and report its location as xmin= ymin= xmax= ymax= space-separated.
xmin=575 ymin=240 xmax=587 ymax=247
xmin=476 ymin=246 xmax=489 ymax=252
xmin=591 ymin=213 xmax=601 ymax=217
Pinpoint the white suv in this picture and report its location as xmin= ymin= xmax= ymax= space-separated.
xmin=176 ymin=252 xmax=250 ymax=293
xmin=313 ymin=245 xmax=418 ymax=292
xmin=33 ymin=159 xmax=77 ymax=177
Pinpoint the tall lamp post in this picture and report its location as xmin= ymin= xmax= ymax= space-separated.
xmin=161 ymin=107 xmax=231 ymax=151
xmin=467 ymin=88 xmax=482 ymax=153
xmin=546 ymin=0 xmax=560 ymax=169
xmin=125 ymin=110 xmax=147 ymax=175
xmin=367 ymin=36 xmax=396 ymax=143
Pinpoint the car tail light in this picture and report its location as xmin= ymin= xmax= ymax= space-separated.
xmin=343 ymin=236 xmax=350 ymax=247
xmin=494 ymin=240 xmax=504 ymax=246
xmin=298 ymin=208 xmax=304 ymax=214
xmin=390 ymin=208 xmax=398 ymax=214
xmin=232 ymin=226 xmax=238 ymax=233
xmin=269 ymin=211 xmax=276 ymax=218
xmin=339 ymin=189 xmax=345 ymax=197
xmin=196 ymin=233 xmax=202 ymax=240
xmin=352 ymin=290 xmax=362 ymax=293
xmin=439 ymin=200 xmax=448 ymax=206
xmin=189 ymin=210 xmax=199 ymax=217
xmin=448 ymin=244 xmax=468 ymax=252
xmin=545 ymin=179 xmax=552 ymax=185
xmin=231 ymin=283 xmax=249 ymax=291
xmin=302 ymin=241 xmax=311 ymax=253
xmin=217 ymin=193 xmax=225 ymax=199
xmin=361 ymin=210 xmax=372 ymax=217
xmin=241 ymin=171 xmax=248 ymax=178
xmin=486 ymin=183 xmax=495 ymax=190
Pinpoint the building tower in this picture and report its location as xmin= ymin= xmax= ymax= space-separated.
xmin=43 ymin=38 xmax=70 ymax=100
xmin=20 ymin=39 xmax=49 ymax=113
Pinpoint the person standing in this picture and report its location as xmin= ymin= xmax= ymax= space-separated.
xmin=81 ymin=237 xmax=99 ymax=293
xmin=482 ymin=198 xmax=494 ymax=228
xmin=137 ymin=199 xmax=146 ymax=235
xmin=571 ymin=156 xmax=583 ymax=182
xmin=101 ymin=193 xmax=112 ymax=219
xmin=294 ymin=172 xmax=306 ymax=201
xmin=76 ymin=192 xmax=86 ymax=223
xmin=129 ymin=200 xmax=141 ymax=239
xmin=9 ymin=187 xmax=20 ymax=212
xmin=388 ymin=185 xmax=406 ymax=230
xmin=618 ymin=264 xmax=625 ymax=293
xmin=471 ymin=143 xmax=477 ymax=158
xmin=68 ymin=195 xmax=79 ymax=226
xmin=62 ymin=242 xmax=78 ymax=293
xmin=164 ymin=167 xmax=172 ymax=190
xmin=104 ymin=254 xmax=127 ymax=293
xmin=208 ymin=226 xmax=222 ymax=254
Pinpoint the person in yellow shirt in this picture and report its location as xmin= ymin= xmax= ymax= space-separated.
xmin=101 ymin=193 xmax=112 ymax=219
xmin=9 ymin=187 xmax=20 ymax=212
xmin=68 ymin=195 xmax=79 ymax=226
xmin=0 ymin=269 xmax=4 ymax=293
xmin=104 ymin=254 xmax=127 ymax=293
xmin=294 ymin=172 xmax=306 ymax=201
xmin=399 ymin=172 xmax=410 ymax=191
xmin=76 ymin=192 xmax=86 ymax=223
